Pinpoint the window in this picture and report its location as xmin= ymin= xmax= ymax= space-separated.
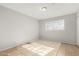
xmin=46 ymin=19 xmax=64 ymax=31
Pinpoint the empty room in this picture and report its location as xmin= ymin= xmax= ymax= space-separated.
xmin=0 ymin=3 xmax=79 ymax=56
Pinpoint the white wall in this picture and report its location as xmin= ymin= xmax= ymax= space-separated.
xmin=0 ymin=6 xmax=39 ymax=51
xmin=77 ymin=12 xmax=79 ymax=46
xmin=39 ymin=13 xmax=77 ymax=44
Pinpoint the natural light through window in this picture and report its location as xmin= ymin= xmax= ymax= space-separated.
xmin=22 ymin=43 xmax=54 ymax=56
xmin=46 ymin=19 xmax=64 ymax=31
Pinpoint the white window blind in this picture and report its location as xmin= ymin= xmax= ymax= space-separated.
xmin=46 ymin=19 xmax=64 ymax=31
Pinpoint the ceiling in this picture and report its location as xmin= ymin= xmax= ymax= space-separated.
xmin=0 ymin=3 xmax=79 ymax=20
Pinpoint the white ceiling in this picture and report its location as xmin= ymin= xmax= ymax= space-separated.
xmin=0 ymin=3 xmax=79 ymax=20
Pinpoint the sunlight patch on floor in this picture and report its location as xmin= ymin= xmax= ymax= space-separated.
xmin=22 ymin=43 xmax=54 ymax=56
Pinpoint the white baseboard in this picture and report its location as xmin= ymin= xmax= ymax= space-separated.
xmin=0 ymin=45 xmax=17 ymax=52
